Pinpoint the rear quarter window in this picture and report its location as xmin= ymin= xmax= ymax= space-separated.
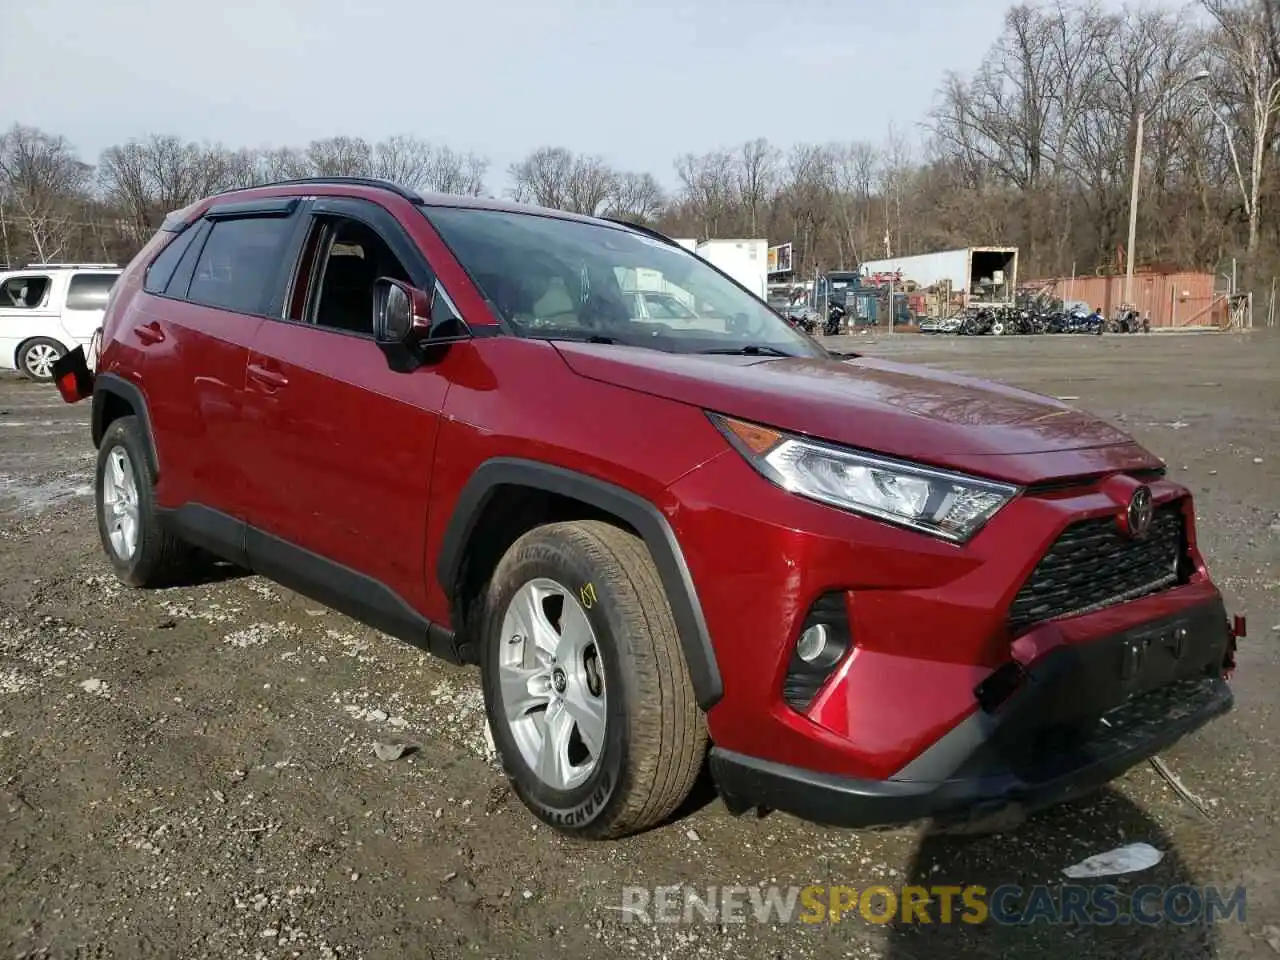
xmin=66 ymin=273 xmax=119 ymax=310
xmin=144 ymin=227 xmax=201 ymax=294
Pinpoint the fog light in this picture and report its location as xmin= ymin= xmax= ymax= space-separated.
xmin=783 ymin=592 xmax=853 ymax=713
xmin=796 ymin=623 xmax=830 ymax=663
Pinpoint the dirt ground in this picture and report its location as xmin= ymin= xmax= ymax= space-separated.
xmin=1 ymin=331 xmax=1278 ymax=960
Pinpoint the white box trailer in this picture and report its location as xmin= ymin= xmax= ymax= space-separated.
xmin=695 ymin=238 xmax=769 ymax=301
xmin=860 ymin=246 xmax=1018 ymax=307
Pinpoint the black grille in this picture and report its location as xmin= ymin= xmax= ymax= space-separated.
xmin=1008 ymin=502 xmax=1186 ymax=633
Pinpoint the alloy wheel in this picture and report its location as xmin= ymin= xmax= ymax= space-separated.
xmin=101 ymin=446 xmax=140 ymax=560
xmin=24 ymin=343 xmax=60 ymax=379
xmin=498 ymin=577 xmax=606 ymax=791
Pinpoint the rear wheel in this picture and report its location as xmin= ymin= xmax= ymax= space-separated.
xmin=18 ymin=337 xmax=66 ymax=382
xmin=95 ymin=416 xmax=196 ymax=587
xmin=480 ymin=520 xmax=707 ymax=839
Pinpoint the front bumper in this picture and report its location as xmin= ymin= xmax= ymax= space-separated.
xmin=710 ymin=600 xmax=1234 ymax=830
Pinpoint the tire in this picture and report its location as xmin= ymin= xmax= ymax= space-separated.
xmin=990 ymin=321 xmax=1005 ymax=335
xmin=95 ymin=415 xmax=196 ymax=587
xmin=17 ymin=337 xmax=66 ymax=382
xmin=480 ymin=520 xmax=707 ymax=839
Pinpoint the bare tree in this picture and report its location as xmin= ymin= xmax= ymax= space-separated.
xmin=779 ymin=144 xmax=835 ymax=273
xmin=828 ymin=141 xmax=878 ymax=265
xmin=1203 ymin=0 xmax=1280 ymax=280
xmin=674 ymin=149 xmax=737 ymax=236
xmin=306 ymin=136 xmax=374 ymax=177
xmin=509 ymin=146 xmax=575 ymax=210
xmin=0 ymin=125 xmax=91 ymax=263
xmin=97 ymin=135 xmax=251 ymax=242
xmin=737 ymin=138 xmax=780 ymax=235
xmin=565 ymin=154 xmax=617 ymax=216
xmin=509 ymin=147 xmax=615 ymax=214
xmin=370 ymin=135 xmax=437 ymax=190
xmin=257 ymin=146 xmax=311 ymax=182
xmin=422 ymin=147 xmax=488 ymax=196
xmin=605 ymin=171 xmax=666 ymax=223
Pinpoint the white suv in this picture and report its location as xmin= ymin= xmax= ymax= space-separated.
xmin=0 ymin=264 xmax=120 ymax=381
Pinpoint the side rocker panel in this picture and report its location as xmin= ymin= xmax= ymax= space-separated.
xmin=437 ymin=457 xmax=724 ymax=710
xmin=157 ymin=503 xmax=466 ymax=665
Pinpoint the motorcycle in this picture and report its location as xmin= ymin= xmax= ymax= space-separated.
xmin=1107 ymin=308 xmax=1147 ymax=334
xmin=784 ymin=305 xmax=818 ymax=335
xmin=959 ymin=309 xmax=994 ymax=335
xmin=824 ymin=303 xmax=846 ymax=337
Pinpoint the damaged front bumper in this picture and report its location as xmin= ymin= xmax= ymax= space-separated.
xmin=711 ymin=599 xmax=1240 ymax=832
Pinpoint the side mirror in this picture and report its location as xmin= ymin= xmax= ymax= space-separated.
xmin=372 ymin=277 xmax=470 ymax=372
xmin=374 ymin=278 xmax=433 ymax=345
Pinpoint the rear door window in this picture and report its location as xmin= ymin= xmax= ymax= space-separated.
xmin=187 ymin=217 xmax=295 ymax=315
xmin=66 ymin=273 xmax=119 ymax=310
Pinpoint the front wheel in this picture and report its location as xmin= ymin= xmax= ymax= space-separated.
xmin=480 ymin=520 xmax=707 ymax=839
xmin=18 ymin=337 xmax=66 ymax=382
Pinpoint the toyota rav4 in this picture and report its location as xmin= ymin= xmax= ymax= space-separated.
xmin=51 ymin=177 xmax=1242 ymax=839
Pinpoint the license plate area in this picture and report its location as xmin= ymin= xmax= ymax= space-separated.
xmin=976 ymin=601 xmax=1230 ymax=769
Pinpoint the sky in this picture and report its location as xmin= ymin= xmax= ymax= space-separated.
xmin=2 ymin=0 xmax=1019 ymax=192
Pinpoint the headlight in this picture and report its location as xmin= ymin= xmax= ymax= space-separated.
xmin=710 ymin=414 xmax=1019 ymax=543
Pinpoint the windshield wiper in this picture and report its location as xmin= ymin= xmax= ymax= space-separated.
xmin=698 ymin=344 xmax=796 ymax=358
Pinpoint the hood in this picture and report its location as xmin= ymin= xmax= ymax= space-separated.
xmin=552 ymin=343 xmax=1162 ymax=485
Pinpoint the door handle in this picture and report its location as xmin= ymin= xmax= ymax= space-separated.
xmin=247 ymin=362 xmax=289 ymax=389
xmin=133 ymin=321 xmax=165 ymax=345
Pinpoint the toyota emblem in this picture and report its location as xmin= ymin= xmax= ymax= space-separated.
xmin=1126 ymin=485 xmax=1154 ymax=538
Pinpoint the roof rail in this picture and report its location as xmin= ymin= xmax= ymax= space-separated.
xmin=23 ymin=262 xmax=119 ymax=269
xmin=602 ymin=218 xmax=680 ymax=247
xmin=243 ymin=176 xmax=425 ymax=204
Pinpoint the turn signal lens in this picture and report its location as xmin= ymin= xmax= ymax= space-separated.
xmin=715 ymin=415 xmax=782 ymax=454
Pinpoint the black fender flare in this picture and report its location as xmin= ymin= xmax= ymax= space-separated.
xmin=437 ymin=458 xmax=724 ymax=711
xmin=92 ymin=373 xmax=160 ymax=480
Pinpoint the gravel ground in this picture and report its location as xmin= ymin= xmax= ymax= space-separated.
xmin=1 ymin=331 xmax=1277 ymax=960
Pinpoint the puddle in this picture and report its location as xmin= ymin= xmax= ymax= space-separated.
xmin=0 ymin=473 xmax=93 ymax=515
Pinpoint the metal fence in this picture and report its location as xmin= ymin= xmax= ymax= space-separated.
xmin=1027 ymin=271 xmax=1248 ymax=328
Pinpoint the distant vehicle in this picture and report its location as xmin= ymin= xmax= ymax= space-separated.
xmin=0 ymin=263 xmax=121 ymax=381
xmin=919 ymin=316 xmax=963 ymax=335
xmin=860 ymin=247 xmax=1019 ymax=310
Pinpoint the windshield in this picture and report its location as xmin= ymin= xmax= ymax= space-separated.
xmin=423 ymin=207 xmax=824 ymax=358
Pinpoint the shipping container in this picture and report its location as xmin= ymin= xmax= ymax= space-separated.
xmin=695 ymin=238 xmax=769 ymax=301
xmin=1026 ymin=271 xmax=1227 ymax=328
xmin=859 ymin=247 xmax=1019 ymax=307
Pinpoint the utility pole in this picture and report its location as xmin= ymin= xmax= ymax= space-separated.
xmin=887 ymin=271 xmax=895 ymax=337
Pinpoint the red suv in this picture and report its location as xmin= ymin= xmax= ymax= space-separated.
xmin=52 ymin=177 xmax=1241 ymax=839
